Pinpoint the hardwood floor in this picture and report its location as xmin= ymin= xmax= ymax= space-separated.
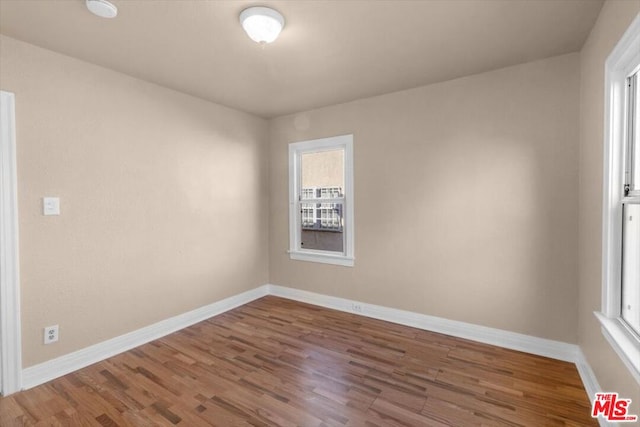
xmin=0 ymin=296 xmax=596 ymax=426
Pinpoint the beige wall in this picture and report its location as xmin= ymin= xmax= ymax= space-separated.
xmin=269 ymin=54 xmax=580 ymax=343
xmin=0 ymin=35 xmax=269 ymax=367
xmin=578 ymin=1 xmax=640 ymax=401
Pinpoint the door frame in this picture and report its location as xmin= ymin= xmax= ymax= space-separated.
xmin=0 ymin=90 xmax=22 ymax=395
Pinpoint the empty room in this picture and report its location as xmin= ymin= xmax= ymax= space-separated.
xmin=0 ymin=0 xmax=639 ymax=425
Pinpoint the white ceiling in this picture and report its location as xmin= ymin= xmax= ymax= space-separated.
xmin=0 ymin=0 xmax=603 ymax=118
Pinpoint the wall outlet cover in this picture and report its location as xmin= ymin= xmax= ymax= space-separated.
xmin=44 ymin=325 xmax=59 ymax=344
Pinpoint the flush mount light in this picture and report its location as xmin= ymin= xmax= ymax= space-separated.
xmin=86 ymin=0 xmax=118 ymax=19
xmin=239 ymin=6 xmax=285 ymax=44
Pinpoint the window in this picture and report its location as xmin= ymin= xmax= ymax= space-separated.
xmin=289 ymin=135 xmax=354 ymax=266
xmin=598 ymin=15 xmax=640 ymax=384
xmin=622 ymin=71 xmax=640 ymax=336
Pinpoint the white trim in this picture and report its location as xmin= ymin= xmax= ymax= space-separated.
xmin=595 ymin=312 xmax=640 ymax=385
xmin=0 ymin=90 xmax=22 ymax=396
xmin=21 ymin=285 xmax=268 ymax=390
xmin=267 ymin=284 xmax=579 ymax=362
xmin=599 ymin=12 xmax=640 ymax=385
xmin=574 ymin=348 xmax=612 ymax=427
xmin=289 ymin=251 xmax=354 ymax=267
xmin=288 ymin=134 xmax=355 ymax=267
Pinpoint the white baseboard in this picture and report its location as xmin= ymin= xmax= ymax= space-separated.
xmin=574 ymin=348 xmax=614 ymax=427
xmin=21 ymin=285 xmax=269 ymax=390
xmin=20 ymin=281 xmax=604 ymax=422
xmin=267 ymin=284 xmax=580 ymax=362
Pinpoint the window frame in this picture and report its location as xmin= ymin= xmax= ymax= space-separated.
xmin=288 ymin=134 xmax=354 ymax=267
xmin=598 ymin=13 xmax=640 ymax=385
xmin=626 ymin=72 xmax=639 ymax=197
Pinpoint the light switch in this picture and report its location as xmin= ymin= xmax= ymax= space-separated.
xmin=43 ymin=197 xmax=60 ymax=216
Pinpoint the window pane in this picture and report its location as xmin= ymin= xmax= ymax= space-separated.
xmin=622 ymin=203 xmax=640 ymax=335
xmin=299 ymin=149 xmax=345 ymax=253
xmin=300 ymin=202 xmax=344 ymax=252
xmin=633 ymin=73 xmax=640 ymax=191
xmin=301 ymin=149 xmax=344 ymax=194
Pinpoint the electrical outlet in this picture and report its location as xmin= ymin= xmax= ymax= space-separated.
xmin=351 ymin=303 xmax=363 ymax=313
xmin=44 ymin=325 xmax=59 ymax=344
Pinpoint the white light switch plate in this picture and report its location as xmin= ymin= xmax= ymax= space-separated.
xmin=43 ymin=197 xmax=60 ymax=215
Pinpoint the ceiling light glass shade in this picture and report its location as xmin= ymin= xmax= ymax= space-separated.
xmin=239 ymin=7 xmax=285 ymax=44
xmin=86 ymin=0 xmax=118 ymax=18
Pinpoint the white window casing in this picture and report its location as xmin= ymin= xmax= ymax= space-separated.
xmin=288 ymin=135 xmax=354 ymax=267
xmin=599 ymin=13 xmax=640 ymax=385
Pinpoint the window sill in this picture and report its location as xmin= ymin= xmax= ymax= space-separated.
xmin=594 ymin=311 xmax=640 ymax=385
xmin=289 ymin=250 xmax=354 ymax=267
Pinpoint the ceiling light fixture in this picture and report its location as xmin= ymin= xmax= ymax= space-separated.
xmin=239 ymin=6 xmax=285 ymax=44
xmin=86 ymin=0 xmax=118 ymax=19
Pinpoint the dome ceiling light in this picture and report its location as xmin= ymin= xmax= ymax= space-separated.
xmin=239 ymin=6 xmax=285 ymax=44
xmin=86 ymin=0 xmax=118 ymax=19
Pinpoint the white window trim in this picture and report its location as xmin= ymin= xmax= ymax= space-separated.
xmin=598 ymin=13 xmax=640 ymax=385
xmin=288 ymin=134 xmax=354 ymax=267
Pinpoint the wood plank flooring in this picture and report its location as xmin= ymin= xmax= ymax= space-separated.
xmin=0 ymin=296 xmax=596 ymax=426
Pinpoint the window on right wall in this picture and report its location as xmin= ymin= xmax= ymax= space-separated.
xmin=622 ymin=69 xmax=640 ymax=336
xmin=598 ymin=14 xmax=640 ymax=384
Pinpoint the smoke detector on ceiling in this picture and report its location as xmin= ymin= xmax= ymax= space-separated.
xmin=86 ymin=0 xmax=118 ymax=19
